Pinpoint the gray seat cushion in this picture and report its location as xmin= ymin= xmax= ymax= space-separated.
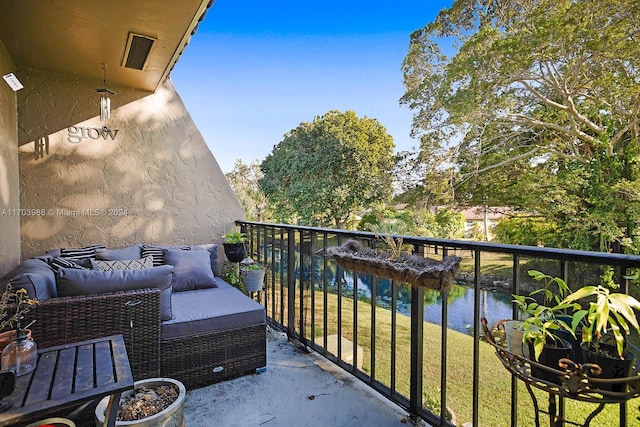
xmin=161 ymin=281 xmax=265 ymax=340
xmin=57 ymin=265 xmax=175 ymax=320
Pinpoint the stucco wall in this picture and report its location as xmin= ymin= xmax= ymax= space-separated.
xmin=17 ymin=68 xmax=243 ymax=259
xmin=0 ymin=41 xmax=21 ymax=276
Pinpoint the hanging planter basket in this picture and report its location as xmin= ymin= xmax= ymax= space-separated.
xmin=326 ymin=239 xmax=462 ymax=292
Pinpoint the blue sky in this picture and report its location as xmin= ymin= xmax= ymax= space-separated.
xmin=171 ymin=0 xmax=453 ymax=173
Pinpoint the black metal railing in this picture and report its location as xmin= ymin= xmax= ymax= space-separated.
xmin=237 ymin=220 xmax=640 ymax=426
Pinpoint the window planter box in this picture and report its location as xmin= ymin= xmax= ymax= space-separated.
xmin=327 ymin=240 xmax=461 ymax=291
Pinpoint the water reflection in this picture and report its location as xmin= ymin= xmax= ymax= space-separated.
xmin=422 ymin=286 xmax=514 ymax=335
xmin=340 ymin=271 xmax=514 ymax=336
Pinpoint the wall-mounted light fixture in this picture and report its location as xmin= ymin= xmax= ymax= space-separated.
xmin=2 ymin=73 xmax=24 ymax=91
xmin=94 ymin=64 xmax=116 ymax=121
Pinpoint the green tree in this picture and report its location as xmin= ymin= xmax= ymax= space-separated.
xmin=401 ymin=0 xmax=640 ymax=253
xmin=357 ymin=208 xmax=414 ymax=235
xmin=393 ymin=150 xmax=455 ymax=210
xmin=260 ymin=110 xmax=395 ymax=228
xmin=412 ymin=207 xmax=465 ymax=239
xmin=225 ymin=159 xmax=273 ymax=222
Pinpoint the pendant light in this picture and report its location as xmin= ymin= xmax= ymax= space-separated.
xmin=95 ymin=63 xmax=116 ymax=121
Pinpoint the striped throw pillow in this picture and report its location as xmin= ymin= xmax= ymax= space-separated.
xmin=49 ymin=257 xmax=91 ymax=273
xmin=141 ymin=245 xmax=165 ymax=266
xmin=141 ymin=244 xmax=190 ymax=266
xmin=59 ymin=244 xmax=106 ymax=260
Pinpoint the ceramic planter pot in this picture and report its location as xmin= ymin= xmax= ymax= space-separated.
xmin=580 ymin=342 xmax=636 ymax=393
xmin=527 ymin=337 xmax=573 ymax=385
xmin=242 ymin=268 xmax=265 ymax=292
xmin=223 ymin=243 xmax=246 ymax=263
xmin=95 ymin=377 xmax=186 ymax=427
xmin=503 ymin=320 xmax=526 ymax=357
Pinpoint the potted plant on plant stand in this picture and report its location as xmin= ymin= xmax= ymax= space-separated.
xmin=513 ymin=293 xmax=575 ymax=385
xmin=222 ymin=230 xmax=248 ymax=263
xmin=561 ymin=279 xmax=640 ymax=392
xmin=240 ymin=259 xmax=266 ymax=292
xmin=512 ymin=270 xmax=576 ymax=384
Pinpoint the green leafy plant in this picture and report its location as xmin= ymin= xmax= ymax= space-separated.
xmin=561 ymin=283 xmax=640 ymax=359
xmin=241 ymin=262 xmax=263 ymax=271
xmin=512 ymin=270 xmax=575 ymax=361
xmin=222 ymin=230 xmax=247 ymax=244
xmin=221 ymin=262 xmax=244 ymax=292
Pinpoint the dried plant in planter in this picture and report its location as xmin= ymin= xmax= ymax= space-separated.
xmin=327 ymin=239 xmax=462 ymax=291
xmin=117 ymin=384 xmax=179 ymax=421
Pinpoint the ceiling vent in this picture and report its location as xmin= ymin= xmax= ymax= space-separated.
xmin=122 ymin=33 xmax=156 ymax=70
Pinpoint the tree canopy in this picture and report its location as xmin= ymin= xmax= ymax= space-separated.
xmin=401 ymin=0 xmax=640 ymax=252
xmin=259 ymin=110 xmax=395 ymax=228
xmin=225 ymin=159 xmax=273 ymax=222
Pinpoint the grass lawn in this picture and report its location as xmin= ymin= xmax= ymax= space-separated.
xmin=267 ymin=285 xmax=640 ymax=426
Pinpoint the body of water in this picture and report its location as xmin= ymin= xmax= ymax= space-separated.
xmin=422 ymin=287 xmax=514 ymax=335
xmin=340 ymin=272 xmax=515 ymax=336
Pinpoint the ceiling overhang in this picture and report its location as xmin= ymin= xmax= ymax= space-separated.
xmin=0 ymin=0 xmax=213 ymax=92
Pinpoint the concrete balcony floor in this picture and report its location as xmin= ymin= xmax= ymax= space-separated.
xmin=184 ymin=328 xmax=414 ymax=426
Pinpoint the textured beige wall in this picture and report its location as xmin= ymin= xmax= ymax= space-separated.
xmin=17 ymin=68 xmax=243 ymax=259
xmin=0 ymin=41 xmax=21 ymax=276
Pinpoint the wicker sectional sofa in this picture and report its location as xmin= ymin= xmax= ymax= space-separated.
xmin=1 ymin=243 xmax=267 ymax=390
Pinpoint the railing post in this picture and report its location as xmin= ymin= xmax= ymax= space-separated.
xmin=410 ymin=285 xmax=424 ymax=420
xmin=472 ymin=250 xmax=481 ymax=427
xmin=441 ymin=246 xmax=449 ymax=426
xmin=299 ymin=230 xmax=306 ymax=341
xmin=287 ymin=228 xmax=297 ymax=338
xmin=511 ymin=254 xmax=520 ymax=427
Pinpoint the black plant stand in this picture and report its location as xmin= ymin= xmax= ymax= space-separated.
xmin=482 ymin=318 xmax=640 ymax=427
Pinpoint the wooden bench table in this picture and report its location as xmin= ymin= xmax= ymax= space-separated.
xmin=0 ymin=334 xmax=133 ymax=427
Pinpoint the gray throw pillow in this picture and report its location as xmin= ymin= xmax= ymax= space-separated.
xmin=140 ymin=244 xmax=218 ymax=275
xmin=163 ymin=248 xmax=216 ymax=292
xmin=57 ymin=265 xmax=174 ymax=320
xmin=95 ymin=245 xmax=142 ymax=261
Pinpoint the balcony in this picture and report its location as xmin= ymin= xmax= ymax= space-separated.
xmin=216 ymin=221 xmax=640 ymax=426
xmin=184 ymin=329 xmax=409 ymax=425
